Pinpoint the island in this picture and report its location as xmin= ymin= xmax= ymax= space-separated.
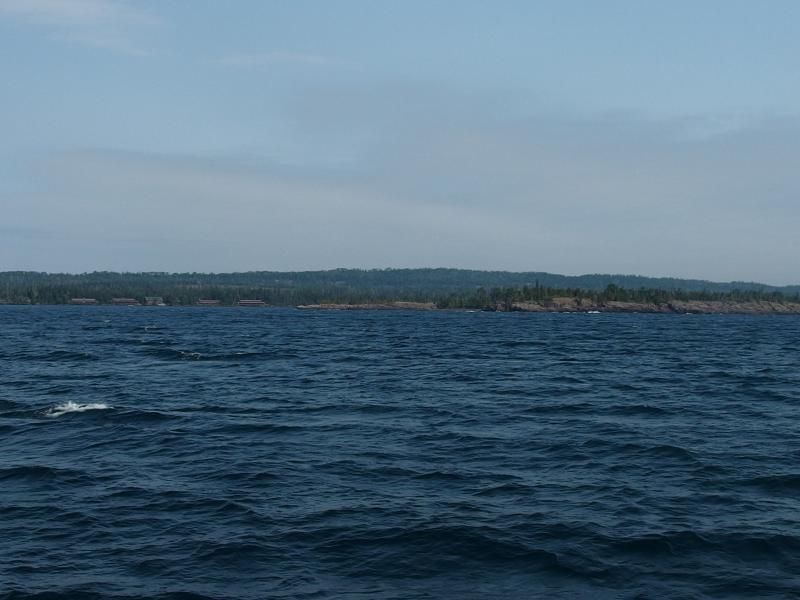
xmin=1 ymin=269 xmax=798 ymax=314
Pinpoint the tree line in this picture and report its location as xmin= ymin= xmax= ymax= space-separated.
xmin=0 ymin=271 xmax=797 ymax=307
xmin=436 ymin=283 xmax=799 ymax=309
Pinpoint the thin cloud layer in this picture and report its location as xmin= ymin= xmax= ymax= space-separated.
xmin=213 ymin=51 xmax=345 ymax=69
xmin=0 ymin=0 xmax=159 ymax=54
xmin=5 ymin=86 xmax=799 ymax=283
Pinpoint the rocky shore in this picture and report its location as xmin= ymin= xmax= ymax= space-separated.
xmin=296 ymin=298 xmax=800 ymax=314
xmin=489 ymin=297 xmax=800 ymax=314
xmin=296 ymin=301 xmax=438 ymax=310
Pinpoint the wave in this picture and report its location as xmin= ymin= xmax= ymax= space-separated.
xmin=0 ymin=592 xmax=220 ymax=600
xmin=123 ymin=325 xmax=169 ymax=333
xmin=4 ymin=310 xmax=800 ymax=598
xmin=0 ymin=465 xmax=84 ymax=482
xmin=738 ymin=473 xmax=800 ymax=495
xmin=190 ymin=541 xmax=281 ymax=565
xmin=498 ymin=340 xmax=548 ymax=348
xmin=91 ymin=337 xmax=146 ymax=346
xmin=212 ymin=422 xmax=304 ymax=434
xmin=142 ymin=348 xmax=203 ymax=360
xmin=635 ymin=443 xmax=698 ymax=462
xmin=140 ymin=348 xmax=295 ymax=362
xmin=474 ymin=481 xmax=535 ymax=497
xmin=196 ymin=470 xmax=279 ymax=483
xmin=0 ymin=350 xmax=99 ymax=362
xmin=577 ymin=439 xmax=699 ymax=463
xmin=610 ymin=529 xmax=800 ymax=559
xmin=46 ymin=401 xmax=110 ymax=417
xmin=610 ymin=530 xmax=715 ymax=556
xmin=309 ymin=525 xmax=581 ymax=578
xmin=46 ymin=350 xmax=99 ymax=361
xmin=524 ymin=402 xmax=595 ymax=414
xmin=606 ymin=404 xmax=671 ymax=416
xmin=82 ymin=408 xmax=181 ymax=424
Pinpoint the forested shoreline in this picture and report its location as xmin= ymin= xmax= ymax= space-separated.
xmin=0 ymin=269 xmax=798 ymax=309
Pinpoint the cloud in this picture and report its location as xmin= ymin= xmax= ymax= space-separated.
xmin=0 ymin=0 xmax=159 ymax=54
xmin=0 ymin=225 xmax=54 ymax=239
xmin=4 ymin=85 xmax=800 ymax=283
xmin=213 ymin=51 xmax=346 ymax=69
xmin=0 ymin=0 xmax=158 ymax=27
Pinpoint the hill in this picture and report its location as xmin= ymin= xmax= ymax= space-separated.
xmin=0 ymin=268 xmax=797 ymax=306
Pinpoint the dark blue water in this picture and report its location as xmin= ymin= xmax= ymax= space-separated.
xmin=2 ymin=307 xmax=800 ymax=599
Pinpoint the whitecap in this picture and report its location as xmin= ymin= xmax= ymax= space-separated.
xmin=46 ymin=401 xmax=110 ymax=417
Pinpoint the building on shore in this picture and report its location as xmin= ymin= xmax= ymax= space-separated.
xmin=238 ymin=299 xmax=266 ymax=307
xmin=145 ymin=296 xmax=165 ymax=306
xmin=197 ymin=299 xmax=221 ymax=306
xmin=70 ymin=298 xmax=98 ymax=305
xmin=112 ymin=298 xmax=141 ymax=306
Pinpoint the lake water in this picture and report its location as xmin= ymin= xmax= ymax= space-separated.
xmin=1 ymin=307 xmax=799 ymax=599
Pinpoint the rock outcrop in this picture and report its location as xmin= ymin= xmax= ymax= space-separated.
xmin=491 ymin=299 xmax=800 ymax=314
xmin=296 ymin=302 xmax=437 ymax=310
xmin=297 ymin=299 xmax=800 ymax=314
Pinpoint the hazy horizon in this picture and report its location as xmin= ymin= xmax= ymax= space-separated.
xmin=3 ymin=265 xmax=799 ymax=289
xmin=2 ymin=1 xmax=799 ymax=284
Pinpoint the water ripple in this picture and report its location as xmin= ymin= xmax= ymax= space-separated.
xmin=1 ymin=307 xmax=799 ymax=599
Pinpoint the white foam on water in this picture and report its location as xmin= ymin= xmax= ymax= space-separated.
xmin=47 ymin=401 xmax=110 ymax=417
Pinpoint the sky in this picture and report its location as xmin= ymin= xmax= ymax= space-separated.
xmin=1 ymin=0 xmax=799 ymax=283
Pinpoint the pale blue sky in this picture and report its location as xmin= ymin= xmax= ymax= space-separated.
xmin=1 ymin=1 xmax=799 ymax=282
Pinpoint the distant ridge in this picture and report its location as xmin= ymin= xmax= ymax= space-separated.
xmin=1 ymin=268 xmax=798 ymax=295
